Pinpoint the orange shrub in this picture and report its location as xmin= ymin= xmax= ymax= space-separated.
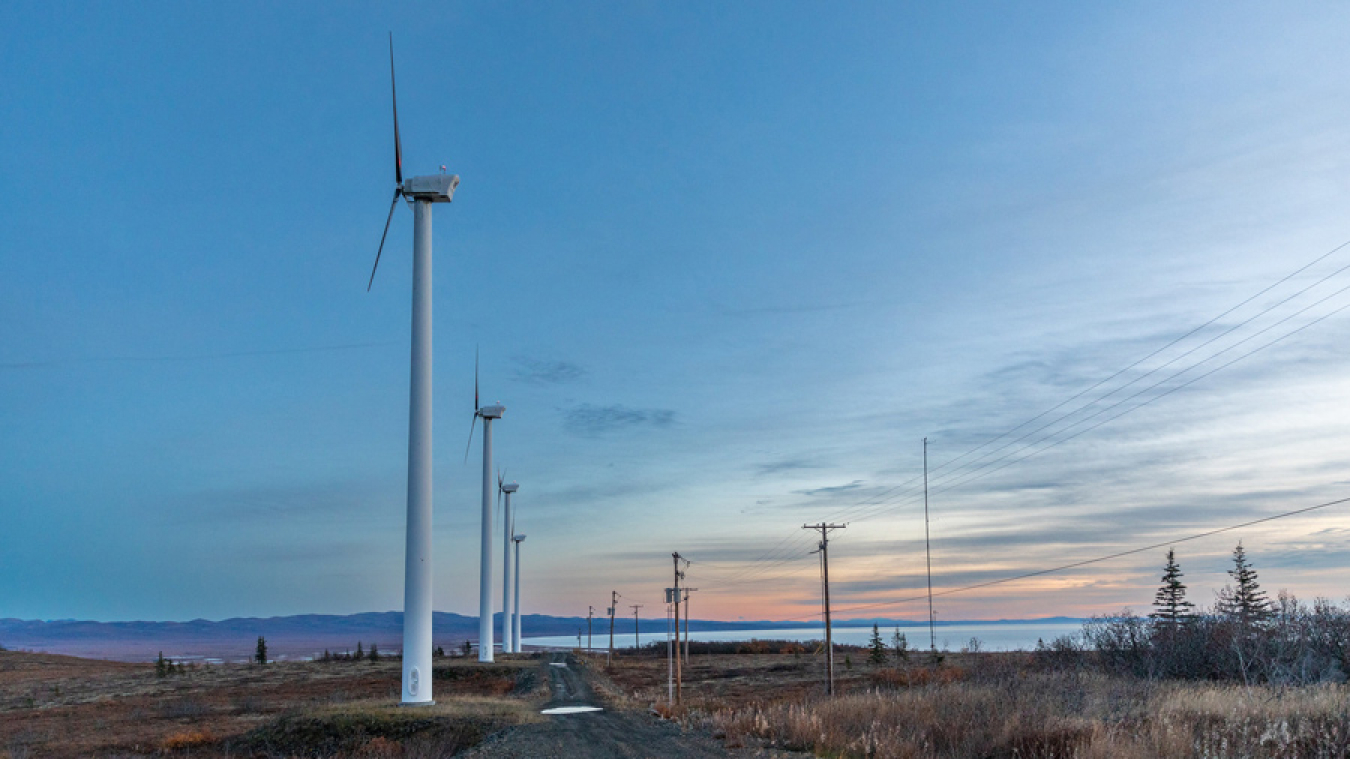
xmin=869 ymin=665 xmax=967 ymax=688
xmin=161 ymin=729 xmax=215 ymax=751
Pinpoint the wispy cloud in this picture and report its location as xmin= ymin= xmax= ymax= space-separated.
xmin=563 ymin=404 xmax=675 ymax=436
xmin=796 ymin=480 xmax=867 ymax=498
xmin=513 ymin=356 xmax=586 ymax=385
xmin=755 ymin=457 xmax=825 ymax=476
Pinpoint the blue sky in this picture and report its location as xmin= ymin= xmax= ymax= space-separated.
xmin=4 ymin=2 xmax=1350 ymax=624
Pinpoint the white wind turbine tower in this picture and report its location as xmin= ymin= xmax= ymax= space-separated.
xmin=365 ymin=35 xmax=459 ymax=706
xmin=498 ymin=476 xmax=519 ymax=653
xmin=464 ymin=357 xmax=504 ymax=662
xmin=513 ymin=533 xmax=526 ymax=650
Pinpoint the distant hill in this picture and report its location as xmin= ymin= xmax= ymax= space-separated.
xmin=0 ymin=613 xmax=1083 ymax=663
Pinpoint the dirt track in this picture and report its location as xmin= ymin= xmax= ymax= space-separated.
xmin=463 ymin=652 xmax=801 ymax=759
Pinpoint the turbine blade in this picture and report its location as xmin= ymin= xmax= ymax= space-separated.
xmin=389 ymin=32 xmax=402 ymax=187
xmin=366 ymin=190 xmax=401 ymax=291
xmin=463 ymin=414 xmax=479 ymax=464
xmin=474 ymin=345 xmax=480 ymax=410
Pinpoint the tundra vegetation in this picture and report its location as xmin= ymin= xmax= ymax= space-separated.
xmin=0 ymin=651 xmax=541 ymax=758
xmin=607 ymin=544 xmax=1350 ymax=758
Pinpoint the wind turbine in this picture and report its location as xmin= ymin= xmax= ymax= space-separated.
xmin=499 ymin=476 xmax=519 ymax=653
xmin=513 ymin=533 xmax=526 ymax=651
xmin=464 ymin=357 xmax=504 ymax=662
xmin=366 ymin=35 xmax=458 ymax=706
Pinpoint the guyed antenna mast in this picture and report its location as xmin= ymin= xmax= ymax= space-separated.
xmin=923 ymin=437 xmax=936 ymax=659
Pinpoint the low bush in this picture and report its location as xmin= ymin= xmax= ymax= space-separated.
xmin=1081 ymin=594 xmax=1350 ymax=685
xmin=161 ymin=729 xmax=216 ymax=751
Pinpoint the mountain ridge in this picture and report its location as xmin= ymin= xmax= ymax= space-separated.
xmin=0 ymin=613 xmax=1084 ymax=663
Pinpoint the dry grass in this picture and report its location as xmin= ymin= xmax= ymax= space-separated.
xmin=689 ymin=668 xmax=1350 ymax=758
xmin=595 ymin=650 xmax=1350 ymax=757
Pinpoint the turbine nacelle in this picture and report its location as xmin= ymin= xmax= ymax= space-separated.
xmin=365 ymin=35 xmax=460 ymax=291
xmin=513 ymin=534 xmax=526 ymax=542
xmin=501 ymin=481 xmax=519 ymax=494
xmin=404 ymin=173 xmax=460 ymax=202
xmin=477 ymin=404 xmax=505 ymax=420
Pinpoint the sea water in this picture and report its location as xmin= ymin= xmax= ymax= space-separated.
xmin=521 ymin=621 xmax=1083 ymax=652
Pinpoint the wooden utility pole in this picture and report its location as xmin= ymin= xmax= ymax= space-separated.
xmin=587 ymin=606 xmax=594 ymax=653
xmin=682 ymin=588 xmax=699 ymax=665
xmin=665 ymin=591 xmax=674 ymax=704
xmin=607 ymin=590 xmax=617 ymax=668
xmin=803 ymin=523 xmax=846 ymax=696
xmin=672 ymin=552 xmax=685 ymax=703
xmin=631 ymin=604 xmax=643 ymax=650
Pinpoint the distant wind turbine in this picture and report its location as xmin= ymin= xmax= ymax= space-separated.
xmin=499 ymin=476 xmax=519 ymax=653
xmin=513 ymin=533 xmax=526 ymax=650
xmin=365 ymin=34 xmax=459 ymax=706
xmin=464 ymin=354 xmax=504 ymax=662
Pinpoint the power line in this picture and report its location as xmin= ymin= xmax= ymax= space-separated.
xmin=696 ymin=236 xmax=1350 ymax=590
xmin=916 ymin=289 xmax=1350 ymax=506
xmin=782 ymin=492 xmax=1350 ymax=622
xmin=910 ymin=237 xmax=1350 ymax=487
xmin=824 ymin=237 xmax=1350 ymax=527
xmin=839 ymin=280 xmax=1350 ymax=528
xmin=917 ymin=272 xmax=1350 ymax=500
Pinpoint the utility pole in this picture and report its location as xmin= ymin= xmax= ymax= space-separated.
xmin=672 ymin=552 xmax=686 ymax=703
xmin=803 ymin=523 xmax=846 ymax=696
xmin=607 ymin=590 xmax=617 ymax=668
xmin=631 ymin=604 xmax=643 ymax=650
xmin=682 ymin=588 xmax=699 ymax=665
xmin=664 ymin=589 xmax=675 ymax=704
xmin=923 ymin=437 xmax=936 ymax=661
xmin=587 ymin=606 xmax=594 ymax=653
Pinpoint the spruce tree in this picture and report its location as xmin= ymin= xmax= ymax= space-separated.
xmin=369 ymin=642 xmax=380 ymax=662
xmin=868 ymin=624 xmax=888 ymax=666
xmin=255 ymin=636 xmax=268 ymax=665
xmin=1217 ymin=541 xmax=1271 ymax=625
xmin=1149 ymin=548 xmax=1194 ymax=626
xmin=355 ymin=641 xmax=364 ymax=661
xmin=891 ymin=628 xmax=909 ymax=664
xmin=156 ymin=651 xmax=167 ymax=678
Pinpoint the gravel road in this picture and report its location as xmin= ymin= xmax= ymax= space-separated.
xmin=460 ymin=652 xmax=800 ymax=759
